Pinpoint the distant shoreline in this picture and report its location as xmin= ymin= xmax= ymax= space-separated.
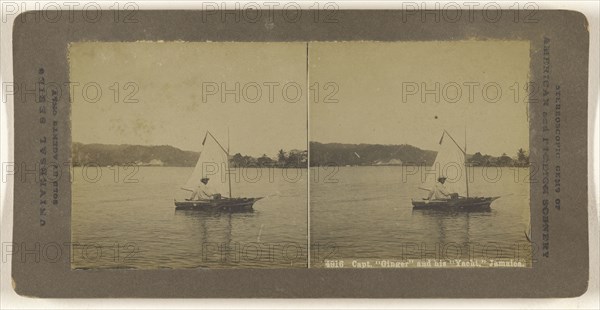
xmin=71 ymin=164 xmax=531 ymax=169
xmin=72 ymin=142 xmax=529 ymax=168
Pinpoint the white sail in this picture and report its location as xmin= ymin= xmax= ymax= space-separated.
xmin=182 ymin=132 xmax=230 ymax=198
xmin=424 ymin=131 xmax=468 ymax=197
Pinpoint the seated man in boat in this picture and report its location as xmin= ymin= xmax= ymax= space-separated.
xmin=426 ymin=176 xmax=459 ymax=200
xmin=188 ymin=177 xmax=222 ymax=200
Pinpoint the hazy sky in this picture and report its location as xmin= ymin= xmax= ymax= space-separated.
xmin=71 ymin=41 xmax=530 ymax=157
xmin=70 ymin=42 xmax=308 ymax=157
xmin=309 ymin=41 xmax=530 ymax=156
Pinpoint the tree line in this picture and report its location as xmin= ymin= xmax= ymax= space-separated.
xmin=467 ymin=148 xmax=530 ymax=167
xmin=230 ymin=149 xmax=308 ymax=168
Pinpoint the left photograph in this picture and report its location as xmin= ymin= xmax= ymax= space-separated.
xmin=69 ymin=42 xmax=308 ymax=269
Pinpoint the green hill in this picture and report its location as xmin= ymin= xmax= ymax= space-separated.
xmin=309 ymin=142 xmax=437 ymax=166
xmin=72 ymin=143 xmax=199 ymax=167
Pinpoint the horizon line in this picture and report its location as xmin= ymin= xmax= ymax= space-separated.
xmin=72 ymin=141 xmax=528 ymax=157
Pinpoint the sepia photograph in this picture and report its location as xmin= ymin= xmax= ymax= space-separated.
xmin=70 ymin=42 xmax=309 ymax=269
xmin=70 ymin=40 xmax=533 ymax=269
xmin=309 ymin=41 xmax=533 ymax=268
xmin=6 ymin=6 xmax=594 ymax=300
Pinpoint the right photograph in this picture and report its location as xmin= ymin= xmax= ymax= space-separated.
xmin=308 ymin=41 xmax=532 ymax=268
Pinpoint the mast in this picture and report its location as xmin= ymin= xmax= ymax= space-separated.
xmin=443 ymin=129 xmax=469 ymax=198
xmin=227 ymin=127 xmax=232 ymax=198
xmin=464 ymin=126 xmax=469 ymax=198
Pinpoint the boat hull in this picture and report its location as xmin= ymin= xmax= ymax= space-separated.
xmin=412 ymin=196 xmax=499 ymax=211
xmin=175 ymin=197 xmax=262 ymax=212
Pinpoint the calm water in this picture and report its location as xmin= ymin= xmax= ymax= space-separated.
xmin=310 ymin=166 xmax=531 ymax=267
xmin=73 ymin=166 xmax=530 ymax=269
xmin=72 ymin=167 xmax=308 ymax=269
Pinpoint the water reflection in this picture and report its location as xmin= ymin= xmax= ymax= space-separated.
xmin=174 ymin=209 xmax=256 ymax=243
xmin=412 ymin=209 xmax=492 ymax=246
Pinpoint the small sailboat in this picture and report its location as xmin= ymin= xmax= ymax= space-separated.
xmin=174 ymin=131 xmax=262 ymax=212
xmin=411 ymin=130 xmax=499 ymax=211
